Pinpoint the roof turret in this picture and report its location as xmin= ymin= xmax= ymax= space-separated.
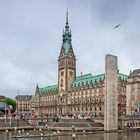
xmin=36 ymin=84 xmax=40 ymax=93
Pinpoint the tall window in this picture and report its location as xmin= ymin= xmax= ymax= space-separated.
xmin=90 ymin=107 xmax=92 ymax=111
xmin=70 ymin=71 xmax=73 ymax=76
xmin=61 ymin=71 xmax=64 ymax=76
xmin=95 ymin=107 xmax=97 ymax=111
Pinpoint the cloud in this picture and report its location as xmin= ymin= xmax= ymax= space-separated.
xmin=0 ymin=0 xmax=140 ymax=98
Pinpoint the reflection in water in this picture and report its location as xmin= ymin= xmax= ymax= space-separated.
xmin=104 ymin=133 xmax=118 ymax=140
xmin=1 ymin=131 xmax=140 ymax=140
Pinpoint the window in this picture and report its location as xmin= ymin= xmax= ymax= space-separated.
xmin=131 ymin=84 xmax=135 ymax=90
xmin=90 ymin=90 xmax=92 ymax=94
xmin=60 ymin=79 xmax=63 ymax=87
xmin=61 ymin=71 xmax=64 ymax=76
xmin=70 ymin=71 xmax=73 ymax=76
xmin=90 ymin=107 xmax=92 ymax=111
xmin=99 ymin=88 xmax=102 ymax=93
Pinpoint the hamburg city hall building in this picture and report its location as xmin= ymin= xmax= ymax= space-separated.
xmin=34 ymin=12 xmax=128 ymax=117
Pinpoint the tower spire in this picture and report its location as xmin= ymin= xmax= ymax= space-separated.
xmin=59 ymin=11 xmax=75 ymax=56
xmin=66 ymin=10 xmax=68 ymax=25
xmin=36 ymin=83 xmax=39 ymax=93
xmin=65 ymin=10 xmax=69 ymax=32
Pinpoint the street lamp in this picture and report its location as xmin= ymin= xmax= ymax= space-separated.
xmin=16 ymin=90 xmax=19 ymax=127
xmin=5 ymin=104 xmax=7 ymax=124
xmin=80 ymin=72 xmax=84 ymax=116
xmin=9 ymin=105 xmax=13 ymax=127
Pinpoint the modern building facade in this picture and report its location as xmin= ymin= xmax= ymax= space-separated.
xmin=34 ymin=12 xmax=128 ymax=116
xmin=126 ymin=69 xmax=140 ymax=115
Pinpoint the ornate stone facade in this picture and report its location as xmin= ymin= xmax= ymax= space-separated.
xmin=15 ymin=95 xmax=32 ymax=115
xmin=126 ymin=69 xmax=140 ymax=115
xmin=34 ymin=12 xmax=127 ymax=116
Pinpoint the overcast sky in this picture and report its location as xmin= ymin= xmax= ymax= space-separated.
xmin=0 ymin=0 xmax=140 ymax=98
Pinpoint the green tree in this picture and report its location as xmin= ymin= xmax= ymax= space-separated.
xmin=2 ymin=98 xmax=16 ymax=112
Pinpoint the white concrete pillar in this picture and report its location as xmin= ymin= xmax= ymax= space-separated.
xmin=104 ymin=54 xmax=118 ymax=131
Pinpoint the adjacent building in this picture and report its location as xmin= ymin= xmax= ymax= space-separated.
xmin=15 ymin=95 xmax=32 ymax=115
xmin=34 ymin=12 xmax=128 ymax=116
xmin=126 ymin=69 xmax=140 ymax=115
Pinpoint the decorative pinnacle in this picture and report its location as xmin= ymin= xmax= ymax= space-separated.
xmin=69 ymin=28 xmax=71 ymax=35
xmin=64 ymin=9 xmax=69 ymax=33
xmin=66 ymin=10 xmax=68 ymax=25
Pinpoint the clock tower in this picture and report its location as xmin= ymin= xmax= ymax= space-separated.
xmin=58 ymin=11 xmax=76 ymax=93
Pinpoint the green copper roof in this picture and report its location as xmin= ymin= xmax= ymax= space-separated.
xmin=63 ymin=41 xmax=71 ymax=54
xmin=61 ymin=11 xmax=73 ymax=55
xmin=39 ymin=85 xmax=58 ymax=95
xmin=118 ymin=73 xmax=128 ymax=80
xmin=71 ymin=73 xmax=128 ymax=88
xmin=72 ymin=73 xmax=104 ymax=87
xmin=38 ymin=73 xmax=128 ymax=95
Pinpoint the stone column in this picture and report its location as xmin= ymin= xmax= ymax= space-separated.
xmin=104 ymin=54 xmax=118 ymax=131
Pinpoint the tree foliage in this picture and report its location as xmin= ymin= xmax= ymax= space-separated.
xmin=2 ymin=98 xmax=16 ymax=112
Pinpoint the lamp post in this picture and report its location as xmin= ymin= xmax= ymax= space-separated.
xmin=31 ymin=108 xmax=35 ymax=127
xmin=5 ymin=105 xmax=7 ymax=123
xmin=60 ymin=93 xmax=63 ymax=115
xmin=17 ymin=89 xmax=19 ymax=127
xmin=80 ymin=72 xmax=84 ymax=117
xmin=137 ymin=100 xmax=140 ymax=115
xmin=9 ymin=105 xmax=13 ymax=128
